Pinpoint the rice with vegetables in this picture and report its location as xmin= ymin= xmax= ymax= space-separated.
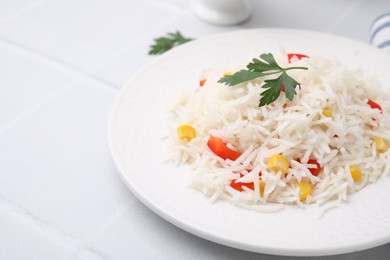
xmin=167 ymin=53 xmax=390 ymax=212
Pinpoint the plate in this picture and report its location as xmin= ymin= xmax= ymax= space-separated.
xmin=108 ymin=29 xmax=390 ymax=256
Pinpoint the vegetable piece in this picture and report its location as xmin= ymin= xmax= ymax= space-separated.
xmin=230 ymin=180 xmax=254 ymax=192
xmin=306 ymin=159 xmax=321 ymax=176
xmin=287 ymin=53 xmax=309 ymax=63
xmin=296 ymin=181 xmax=312 ymax=201
xmin=349 ymin=166 xmax=362 ymax=183
xmin=259 ymin=180 xmax=265 ymax=197
xmin=297 ymin=158 xmax=322 ymax=176
xmin=199 ymin=79 xmax=206 ymax=87
xmin=367 ymin=99 xmax=382 ymax=113
xmin=223 ymin=71 xmax=233 ymax=76
xmin=218 ymin=53 xmax=307 ymax=107
xmin=268 ymin=154 xmax=289 ymax=174
xmin=322 ymin=107 xmax=332 ymax=117
xmin=177 ymin=125 xmax=196 ymax=141
xmin=374 ymin=137 xmax=389 ymax=153
xmin=207 ymin=135 xmax=242 ymax=161
xmin=149 ymin=31 xmax=192 ymax=55
xmin=230 ymin=177 xmax=264 ymax=194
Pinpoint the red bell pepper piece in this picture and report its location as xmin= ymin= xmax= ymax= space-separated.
xmin=199 ymin=79 xmax=206 ymax=87
xmin=287 ymin=53 xmax=309 ymax=63
xmin=367 ymin=99 xmax=382 ymax=113
xmin=230 ymin=180 xmax=254 ymax=192
xmin=207 ymin=135 xmax=242 ymax=161
xmin=296 ymin=158 xmax=321 ymax=176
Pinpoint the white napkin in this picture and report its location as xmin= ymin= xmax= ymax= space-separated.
xmin=370 ymin=12 xmax=390 ymax=52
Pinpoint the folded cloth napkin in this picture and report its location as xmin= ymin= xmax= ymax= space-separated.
xmin=370 ymin=12 xmax=390 ymax=52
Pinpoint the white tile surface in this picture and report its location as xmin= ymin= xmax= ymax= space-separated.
xmin=0 ymin=0 xmax=389 ymax=258
xmin=0 ymin=78 xmax=134 ymax=240
xmin=0 ymin=199 xmax=75 ymax=259
xmin=0 ymin=0 xmax=179 ymax=71
xmin=71 ymin=249 xmax=107 ymax=260
xmin=0 ymin=40 xmax=77 ymax=130
xmin=92 ymin=10 xmax=237 ymax=87
xmin=0 ymin=0 xmax=43 ymax=24
xmin=83 ymin=200 xmax=261 ymax=260
xmin=148 ymin=0 xmax=189 ymax=9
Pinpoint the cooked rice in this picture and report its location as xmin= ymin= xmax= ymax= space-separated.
xmin=167 ymin=55 xmax=390 ymax=212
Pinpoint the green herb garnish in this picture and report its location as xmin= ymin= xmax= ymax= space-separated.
xmin=218 ymin=53 xmax=307 ymax=107
xmin=148 ymin=31 xmax=193 ymax=55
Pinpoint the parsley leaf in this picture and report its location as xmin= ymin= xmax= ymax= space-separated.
xmin=218 ymin=53 xmax=307 ymax=107
xmin=247 ymin=53 xmax=282 ymax=72
xmin=280 ymin=72 xmax=300 ymax=101
xmin=259 ymin=76 xmax=284 ymax=107
xmin=149 ymin=31 xmax=193 ymax=55
xmin=218 ymin=70 xmax=266 ymax=86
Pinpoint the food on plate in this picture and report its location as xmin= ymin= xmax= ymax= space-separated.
xmin=167 ymin=53 xmax=390 ymax=212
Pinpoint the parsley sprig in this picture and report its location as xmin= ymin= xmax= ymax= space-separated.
xmin=149 ymin=31 xmax=193 ymax=55
xmin=218 ymin=53 xmax=307 ymax=107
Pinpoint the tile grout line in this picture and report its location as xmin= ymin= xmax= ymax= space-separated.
xmin=0 ymin=6 xmax=184 ymax=89
xmin=0 ymin=37 xmax=123 ymax=135
xmin=86 ymin=11 xmax=185 ymax=76
xmin=0 ymin=78 xmax=80 ymax=136
xmin=0 ymin=73 xmax=122 ymax=137
xmin=0 ymin=195 xmax=111 ymax=259
xmin=0 ymin=36 xmax=121 ymax=90
xmin=81 ymin=201 xmax=138 ymax=243
xmin=69 ymin=248 xmax=111 ymax=260
xmin=0 ymin=3 xmax=185 ymax=135
xmin=0 ymin=195 xmax=80 ymax=251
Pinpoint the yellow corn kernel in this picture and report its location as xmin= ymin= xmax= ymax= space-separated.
xmin=268 ymin=154 xmax=289 ymax=174
xmin=374 ymin=137 xmax=389 ymax=153
xmin=177 ymin=125 xmax=196 ymax=141
xmin=296 ymin=181 xmax=312 ymax=201
xmin=322 ymin=107 xmax=332 ymax=117
xmin=350 ymin=165 xmax=362 ymax=183
xmin=259 ymin=180 xmax=265 ymax=197
xmin=223 ymin=71 xmax=233 ymax=76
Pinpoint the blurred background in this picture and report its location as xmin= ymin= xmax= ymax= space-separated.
xmin=0 ymin=0 xmax=389 ymax=259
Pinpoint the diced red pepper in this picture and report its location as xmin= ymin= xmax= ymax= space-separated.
xmin=230 ymin=172 xmax=263 ymax=192
xmin=199 ymin=79 xmax=206 ymax=87
xmin=287 ymin=53 xmax=309 ymax=63
xmin=367 ymin=99 xmax=382 ymax=113
xmin=207 ymin=135 xmax=242 ymax=161
xmin=296 ymin=158 xmax=321 ymax=176
xmin=230 ymin=180 xmax=254 ymax=192
xmin=307 ymin=159 xmax=321 ymax=176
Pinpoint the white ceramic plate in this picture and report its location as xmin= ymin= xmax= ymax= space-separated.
xmin=108 ymin=29 xmax=390 ymax=256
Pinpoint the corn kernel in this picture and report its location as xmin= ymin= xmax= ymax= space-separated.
xmin=350 ymin=165 xmax=362 ymax=183
xmin=259 ymin=180 xmax=265 ymax=197
xmin=268 ymin=154 xmax=289 ymax=174
xmin=177 ymin=125 xmax=196 ymax=141
xmin=296 ymin=181 xmax=312 ymax=201
xmin=374 ymin=137 xmax=389 ymax=153
xmin=223 ymin=71 xmax=233 ymax=76
xmin=322 ymin=107 xmax=332 ymax=117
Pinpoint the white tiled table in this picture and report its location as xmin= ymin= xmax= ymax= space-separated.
xmin=0 ymin=0 xmax=389 ymax=259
